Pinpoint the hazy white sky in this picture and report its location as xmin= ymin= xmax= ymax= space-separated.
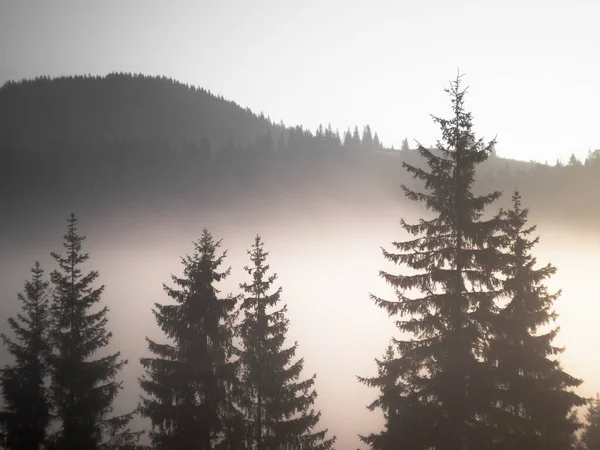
xmin=1 ymin=0 xmax=598 ymax=163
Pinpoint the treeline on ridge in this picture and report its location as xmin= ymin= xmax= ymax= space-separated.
xmin=0 ymin=73 xmax=599 ymax=229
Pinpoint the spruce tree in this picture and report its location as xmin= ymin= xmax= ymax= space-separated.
xmin=359 ymin=344 xmax=428 ymax=450
xmin=400 ymin=138 xmax=409 ymax=151
xmin=373 ymin=133 xmax=382 ymax=150
xmin=343 ymin=129 xmax=353 ymax=149
xmin=351 ymin=126 xmax=362 ymax=152
xmin=139 ymin=229 xmax=239 ymax=450
xmin=0 ymin=262 xmax=51 ymax=450
xmin=48 ymin=213 xmax=141 ymax=449
xmin=362 ymin=125 xmax=374 ymax=151
xmin=486 ymin=192 xmax=584 ymax=449
xmin=580 ymin=394 xmax=600 ymax=450
xmin=360 ymin=74 xmax=505 ymax=450
xmin=235 ymin=235 xmax=335 ymax=450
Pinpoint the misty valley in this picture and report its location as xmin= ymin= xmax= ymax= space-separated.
xmin=1 ymin=74 xmax=599 ymax=450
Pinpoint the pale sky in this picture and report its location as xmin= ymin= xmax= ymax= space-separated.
xmin=1 ymin=0 xmax=599 ymax=163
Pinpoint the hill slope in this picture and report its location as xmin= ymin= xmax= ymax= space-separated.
xmin=0 ymin=72 xmax=282 ymax=152
xmin=0 ymin=73 xmax=598 ymax=235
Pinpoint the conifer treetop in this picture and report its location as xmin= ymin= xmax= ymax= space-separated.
xmin=484 ymin=191 xmax=585 ymax=449
xmin=1 ymin=262 xmax=51 ymax=366
xmin=361 ymin=74 xmax=507 ymax=450
xmin=0 ymin=261 xmax=51 ymax=450
xmin=139 ymin=227 xmax=238 ymax=450
xmin=236 ymin=235 xmax=335 ymax=450
xmin=48 ymin=213 xmax=142 ymax=449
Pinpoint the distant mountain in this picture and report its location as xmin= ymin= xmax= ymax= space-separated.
xmin=0 ymin=72 xmax=283 ymax=152
xmin=0 ymin=73 xmax=598 ymax=234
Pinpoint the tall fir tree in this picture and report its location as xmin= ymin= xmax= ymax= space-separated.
xmin=0 ymin=262 xmax=51 ymax=450
xmin=48 ymin=213 xmax=141 ymax=449
xmin=235 ymin=236 xmax=335 ymax=450
xmin=486 ymin=192 xmax=584 ymax=449
xmin=139 ymin=229 xmax=239 ymax=450
xmin=580 ymin=394 xmax=600 ymax=450
xmin=360 ymin=74 xmax=505 ymax=450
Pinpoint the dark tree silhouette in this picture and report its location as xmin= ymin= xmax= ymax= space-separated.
xmin=235 ymin=236 xmax=335 ymax=450
xmin=0 ymin=262 xmax=51 ymax=450
xmin=139 ymin=229 xmax=239 ymax=450
xmin=362 ymin=125 xmax=374 ymax=151
xmin=373 ymin=132 xmax=382 ymax=150
xmin=360 ymin=74 xmax=505 ymax=449
xmin=486 ymin=192 xmax=584 ymax=449
xmin=48 ymin=214 xmax=141 ymax=449
xmin=567 ymin=154 xmax=583 ymax=168
xmin=400 ymin=138 xmax=409 ymax=151
xmin=350 ymin=126 xmax=361 ymax=152
xmin=343 ymin=129 xmax=353 ymax=148
xmin=579 ymin=394 xmax=600 ymax=450
xmin=358 ymin=344 xmax=428 ymax=450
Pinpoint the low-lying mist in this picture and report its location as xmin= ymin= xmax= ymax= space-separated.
xmin=1 ymin=188 xmax=598 ymax=449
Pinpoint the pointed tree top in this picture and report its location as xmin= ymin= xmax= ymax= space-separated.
xmin=511 ymin=191 xmax=522 ymax=213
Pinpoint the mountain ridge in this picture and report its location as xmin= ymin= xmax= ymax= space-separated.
xmin=1 ymin=72 xmax=598 ymax=235
xmin=0 ymin=72 xmax=285 ymax=153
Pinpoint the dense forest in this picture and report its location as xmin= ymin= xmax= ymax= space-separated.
xmin=1 ymin=73 xmax=599 ymax=449
xmin=1 ymin=73 xmax=599 ymax=233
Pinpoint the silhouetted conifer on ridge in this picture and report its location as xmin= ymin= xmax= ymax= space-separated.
xmin=139 ymin=229 xmax=239 ymax=450
xmin=235 ymin=236 xmax=335 ymax=450
xmin=360 ymin=74 xmax=505 ymax=449
xmin=486 ymin=192 xmax=584 ymax=449
xmin=400 ymin=138 xmax=409 ymax=151
xmin=48 ymin=214 xmax=142 ymax=449
xmin=0 ymin=262 xmax=51 ymax=450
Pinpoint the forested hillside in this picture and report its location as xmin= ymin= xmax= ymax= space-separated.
xmin=0 ymin=73 xmax=281 ymax=151
xmin=1 ymin=73 xmax=598 ymax=234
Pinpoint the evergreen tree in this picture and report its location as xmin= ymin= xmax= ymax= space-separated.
xmin=360 ymin=74 xmax=505 ymax=450
xmin=486 ymin=192 xmax=584 ymax=449
xmin=567 ymin=154 xmax=582 ymax=168
xmin=235 ymin=236 xmax=335 ymax=450
xmin=48 ymin=214 xmax=141 ymax=449
xmin=315 ymin=125 xmax=324 ymax=139
xmin=0 ymin=262 xmax=51 ymax=450
xmin=580 ymin=394 xmax=600 ymax=450
xmin=139 ymin=229 xmax=239 ymax=450
xmin=400 ymin=138 xmax=409 ymax=151
xmin=359 ymin=344 xmax=428 ymax=450
xmin=585 ymin=150 xmax=600 ymax=169
xmin=343 ymin=129 xmax=353 ymax=149
xmin=352 ymin=126 xmax=361 ymax=151
xmin=362 ymin=125 xmax=374 ymax=151
xmin=324 ymin=124 xmax=341 ymax=148
xmin=373 ymin=133 xmax=381 ymax=150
